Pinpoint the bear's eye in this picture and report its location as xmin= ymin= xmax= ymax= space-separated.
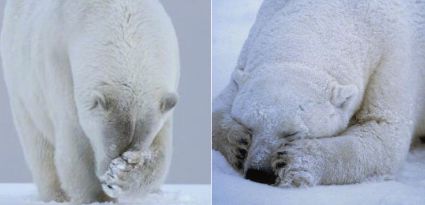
xmin=281 ymin=131 xmax=299 ymax=139
xmin=90 ymin=93 xmax=110 ymax=111
xmin=232 ymin=117 xmax=253 ymax=134
xmin=89 ymin=99 xmax=100 ymax=110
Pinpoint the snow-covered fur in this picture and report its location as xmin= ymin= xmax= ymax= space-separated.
xmin=1 ymin=0 xmax=179 ymax=203
xmin=213 ymin=0 xmax=425 ymax=187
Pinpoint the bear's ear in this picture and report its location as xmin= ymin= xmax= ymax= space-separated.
xmin=331 ymin=84 xmax=358 ymax=109
xmin=232 ymin=68 xmax=248 ymax=87
xmin=160 ymin=93 xmax=178 ymax=112
xmin=91 ymin=92 xmax=110 ymax=111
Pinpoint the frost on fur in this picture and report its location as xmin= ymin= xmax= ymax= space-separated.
xmin=1 ymin=0 xmax=179 ymax=203
xmin=213 ymin=0 xmax=424 ymax=187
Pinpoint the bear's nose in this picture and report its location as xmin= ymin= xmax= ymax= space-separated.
xmin=245 ymin=168 xmax=277 ymax=185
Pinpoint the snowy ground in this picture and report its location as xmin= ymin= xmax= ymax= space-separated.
xmin=213 ymin=149 xmax=425 ymax=205
xmin=212 ymin=0 xmax=262 ymax=97
xmin=0 ymin=184 xmax=211 ymax=205
xmin=213 ymin=0 xmax=425 ymax=204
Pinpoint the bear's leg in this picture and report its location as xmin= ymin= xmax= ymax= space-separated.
xmin=271 ymin=120 xmax=412 ymax=187
xmin=213 ymin=111 xmax=252 ymax=172
xmin=11 ymin=103 xmax=67 ymax=202
xmin=53 ymin=125 xmax=113 ymax=203
xmin=213 ymin=80 xmax=252 ymax=172
xmin=101 ymin=119 xmax=173 ymax=197
xmin=273 ymin=50 xmax=415 ymax=186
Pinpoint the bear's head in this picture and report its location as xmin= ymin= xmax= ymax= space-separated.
xmin=75 ymin=83 xmax=178 ymax=176
xmin=66 ymin=1 xmax=179 ymax=176
xmin=230 ymin=64 xmax=359 ymax=172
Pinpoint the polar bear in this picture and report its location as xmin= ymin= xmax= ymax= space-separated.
xmin=213 ymin=0 xmax=425 ymax=187
xmin=1 ymin=0 xmax=179 ymax=203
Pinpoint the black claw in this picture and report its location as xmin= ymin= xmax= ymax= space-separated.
xmin=239 ymin=138 xmax=249 ymax=145
xmin=235 ymin=161 xmax=243 ymax=170
xmin=107 ymin=172 xmax=115 ymax=179
xmin=275 ymin=162 xmax=286 ymax=169
xmin=238 ymin=148 xmax=247 ymax=157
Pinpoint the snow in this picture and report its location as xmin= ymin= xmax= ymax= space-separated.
xmin=213 ymin=149 xmax=425 ymax=205
xmin=0 ymin=184 xmax=211 ymax=205
xmin=212 ymin=0 xmax=262 ymax=97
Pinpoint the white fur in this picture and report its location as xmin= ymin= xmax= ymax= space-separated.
xmin=1 ymin=0 xmax=179 ymax=203
xmin=213 ymin=0 xmax=425 ymax=187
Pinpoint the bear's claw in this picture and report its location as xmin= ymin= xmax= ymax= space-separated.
xmin=271 ymin=140 xmax=319 ymax=187
xmin=213 ymin=116 xmax=252 ymax=172
xmin=100 ymin=151 xmax=144 ymax=198
xmin=101 ymin=183 xmax=122 ymax=198
xmin=225 ymin=129 xmax=251 ymax=172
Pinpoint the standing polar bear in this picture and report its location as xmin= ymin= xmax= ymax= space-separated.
xmin=213 ymin=0 xmax=425 ymax=186
xmin=1 ymin=0 xmax=179 ymax=203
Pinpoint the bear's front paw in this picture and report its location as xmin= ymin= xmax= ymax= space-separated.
xmin=100 ymin=151 xmax=145 ymax=198
xmin=271 ymin=140 xmax=321 ymax=187
xmin=213 ymin=121 xmax=252 ymax=172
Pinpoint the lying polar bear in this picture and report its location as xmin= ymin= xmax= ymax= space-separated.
xmin=213 ymin=0 xmax=425 ymax=187
xmin=1 ymin=0 xmax=179 ymax=203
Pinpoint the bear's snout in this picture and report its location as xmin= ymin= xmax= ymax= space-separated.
xmin=245 ymin=167 xmax=277 ymax=185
